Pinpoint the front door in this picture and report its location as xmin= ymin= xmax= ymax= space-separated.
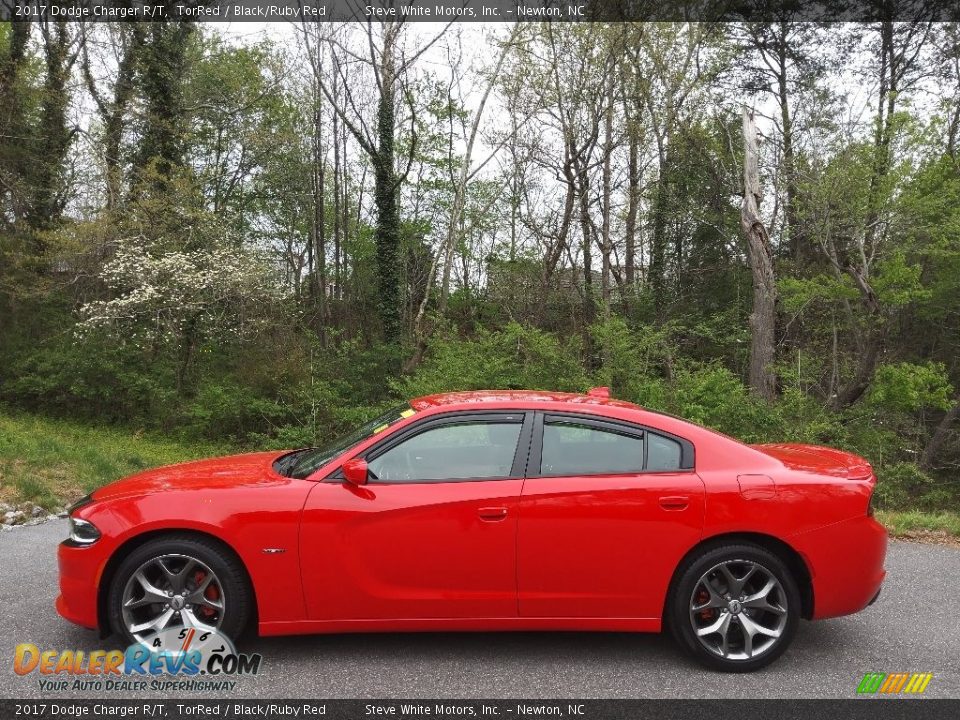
xmin=517 ymin=413 xmax=705 ymax=619
xmin=300 ymin=412 xmax=531 ymax=621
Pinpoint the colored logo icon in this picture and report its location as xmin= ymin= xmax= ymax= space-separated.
xmin=857 ymin=672 xmax=933 ymax=695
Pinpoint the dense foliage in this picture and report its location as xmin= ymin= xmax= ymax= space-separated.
xmin=1 ymin=21 xmax=958 ymax=514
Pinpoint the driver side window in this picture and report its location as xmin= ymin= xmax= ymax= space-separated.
xmin=367 ymin=421 xmax=523 ymax=483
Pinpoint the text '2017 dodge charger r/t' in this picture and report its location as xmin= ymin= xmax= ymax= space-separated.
xmin=58 ymin=388 xmax=886 ymax=671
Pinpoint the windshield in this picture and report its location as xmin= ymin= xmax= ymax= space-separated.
xmin=286 ymin=405 xmax=414 ymax=479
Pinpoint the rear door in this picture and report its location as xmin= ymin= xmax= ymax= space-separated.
xmin=300 ymin=411 xmax=532 ymax=621
xmin=517 ymin=412 xmax=705 ymax=619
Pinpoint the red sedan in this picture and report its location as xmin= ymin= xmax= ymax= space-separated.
xmin=57 ymin=388 xmax=886 ymax=671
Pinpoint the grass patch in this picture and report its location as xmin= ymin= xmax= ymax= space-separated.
xmin=876 ymin=510 xmax=960 ymax=538
xmin=0 ymin=412 xmax=233 ymax=510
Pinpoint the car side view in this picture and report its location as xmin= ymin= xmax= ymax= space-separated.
xmin=57 ymin=388 xmax=887 ymax=672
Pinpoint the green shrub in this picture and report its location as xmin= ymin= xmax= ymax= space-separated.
xmin=182 ymin=381 xmax=290 ymax=442
xmin=873 ymin=462 xmax=935 ymax=511
xmin=397 ymin=323 xmax=589 ymax=399
xmin=590 ymin=317 xmax=669 ymax=408
xmin=869 ymin=362 xmax=954 ymax=414
xmin=669 ymin=364 xmax=775 ymax=442
xmin=2 ymin=334 xmax=178 ymax=426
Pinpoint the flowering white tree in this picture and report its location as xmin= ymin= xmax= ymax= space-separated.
xmin=79 ymin=238 xmax=287 ymax=346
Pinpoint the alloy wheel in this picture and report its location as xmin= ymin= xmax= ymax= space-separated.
xmin=688 ymin=558 xmax=788 ymax=661
xmin=120 ymin=553 xmax=225 ymax=645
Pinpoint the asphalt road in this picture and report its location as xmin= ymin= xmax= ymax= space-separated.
xmin=1 ymin=519 xmax=958 ymax=700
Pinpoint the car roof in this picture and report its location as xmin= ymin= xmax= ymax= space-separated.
xmin=409 ymin=390 xmax=641 ymax=412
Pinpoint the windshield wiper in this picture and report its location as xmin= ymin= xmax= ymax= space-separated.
xmin=275 ymin=448 xmax=313 ymax=477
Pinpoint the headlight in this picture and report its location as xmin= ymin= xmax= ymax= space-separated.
xmin=68 ymin=517 xmax=101 ymax=545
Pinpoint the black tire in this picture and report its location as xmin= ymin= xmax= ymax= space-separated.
xmin=108 ymin=534 xmax=252 ymax=647
xmin=668 ymin=543 xmax=800 ymax=672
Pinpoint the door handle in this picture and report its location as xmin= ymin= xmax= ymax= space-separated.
xmin=478 ymin=506 xmax=508 ymax=521
xmin=659 ymin=496 xmax=689 ymax=511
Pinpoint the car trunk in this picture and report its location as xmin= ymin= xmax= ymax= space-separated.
xmin=750 ymin=443 xmax=874 ymax=480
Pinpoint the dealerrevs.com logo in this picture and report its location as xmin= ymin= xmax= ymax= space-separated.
xmin=14 ymin=628 xmax=262 ymax=693
xmin=857 ymin=672 xmax=933 ymax=695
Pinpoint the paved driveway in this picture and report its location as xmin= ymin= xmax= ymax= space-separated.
xmin=1 ymin=520 xmax=957 ymax=699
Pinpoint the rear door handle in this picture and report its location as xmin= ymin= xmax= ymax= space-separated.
xmin=659 ymin=496 xmax=689 ymax=511
xmin=478 ymin=506 xmax=508 ymax=521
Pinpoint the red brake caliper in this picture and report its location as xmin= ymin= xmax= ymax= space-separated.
xmin=696 ymin=589 xmax=714 ymax=621
xmin=194 ymin=570 xmax=219 ymax=618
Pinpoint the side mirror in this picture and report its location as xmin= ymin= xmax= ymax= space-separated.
xmin=342 ymin=458 xmax=369 ymax=486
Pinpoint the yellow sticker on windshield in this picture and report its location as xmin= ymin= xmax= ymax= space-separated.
xmin=400 ymin=409 xmax=416 ymax=418
xmin=373 ymin=423 xmax=389 ymax=434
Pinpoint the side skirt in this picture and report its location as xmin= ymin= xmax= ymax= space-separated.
xmin=258 ymin=617 xmax=662 ymax=636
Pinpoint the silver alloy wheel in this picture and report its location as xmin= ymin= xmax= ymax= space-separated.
xmin=688 ymin=559 xmax=788 ymax=661
xmin=120 ymin=553 xmax=225 ymax=645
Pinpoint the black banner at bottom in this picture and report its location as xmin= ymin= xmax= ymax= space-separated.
xmin=2 ymin=699 xmax=959 ymax=720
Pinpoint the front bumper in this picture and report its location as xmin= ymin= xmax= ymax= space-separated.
xmin=56 ymin=539 xmax=105 ymax=630
xmin=792 ymin=515 xmax=887 ymax=620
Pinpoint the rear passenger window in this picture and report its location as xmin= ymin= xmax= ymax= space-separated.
xmin=540 ymin=423 xmax=644 ymax=476
xmin=647 ymin=432 xmax=682 ymax=471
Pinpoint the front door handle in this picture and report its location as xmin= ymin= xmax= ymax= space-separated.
xmin=478 ymin=506 xmax=508 ymax=521
xmin=659 ymin=496 xmax=689 ymax=511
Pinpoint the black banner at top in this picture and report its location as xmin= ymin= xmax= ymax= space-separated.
xmin=1 ymin=0 xmax=959 ymax=23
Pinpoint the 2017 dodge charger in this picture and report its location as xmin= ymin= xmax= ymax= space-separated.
xmin=57 ymin=388 xmax=886 ymax=671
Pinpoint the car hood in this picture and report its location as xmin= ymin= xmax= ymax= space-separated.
xmin=750 ymin=443 xmax=873 ymax=479
xmin=92 ymin=451 xmax=288 ymax=501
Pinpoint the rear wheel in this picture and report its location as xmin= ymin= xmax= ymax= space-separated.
xmin=108 ymin=535 xmax=252 ymax=647
xmin=668 ymin=544 xmax=800 ymax=672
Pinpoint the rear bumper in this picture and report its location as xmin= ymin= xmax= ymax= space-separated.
xmin=56 ymin=540 xmax=103 ymax=630
xmin=791 ymin=515 xmax=887 ymax=620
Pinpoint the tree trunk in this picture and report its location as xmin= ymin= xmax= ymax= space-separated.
xmin=741 ymin=108 xmax=777 ymax=401
xmin=311 ymin=89 xmax=327 ymax=338
xmin=920 ymin=399 xmax=960 ymax=470
xmin=27 ymin=20 xmax=73 ymax=237
xmin=577 ymin=164 xmax=595 ymax=327
xmin=339 ymin=117 xmax=349 ymax=302
xmin=650 ymin=141 xmax=669 ymax=319
xmin=0 ymin=21 xmax=29 ymax=107
xmin=373 ymin=28 xmax=401 ymax=342
xmin=104 ymin=27 xmax=144 ymax=212
xmin=775 ymin=26 xmax=801 ymax=264
xmin=332 ymin=54 xmax=343 ymax=304
xmin=132 ymin=21 xmax=194 ymax=196
xmin=600 ymin=89 xmax=613 ymax=313
xmin=0 ymin=21 xmax=31 ymax=226
xmin=831 ymin=20 xmax=911 ymax=409
xmin=624 ymin=124 xmax=640 ymax=291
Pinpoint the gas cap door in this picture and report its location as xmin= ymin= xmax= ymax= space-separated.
xmin=737 ymin=474 xmax=776 ymax=500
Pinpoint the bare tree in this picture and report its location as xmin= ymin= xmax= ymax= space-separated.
xmin=629 ymin=23 xmax=716 ymax=318
xmin=80 ymin=25 xmax=145 ymax=212
xmin=407 ymin=24 xmax=521 ymax=369
xmin=741 ymin=108 xmax=777 ymax=401
xmin=298 ymin=19 xmax=451 ymax=343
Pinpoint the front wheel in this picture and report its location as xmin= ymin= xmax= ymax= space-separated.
xmin=108 ymin=534 xmax=252 ymax=647
xmin=668 ymin=544 xmax=800 ymax=672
